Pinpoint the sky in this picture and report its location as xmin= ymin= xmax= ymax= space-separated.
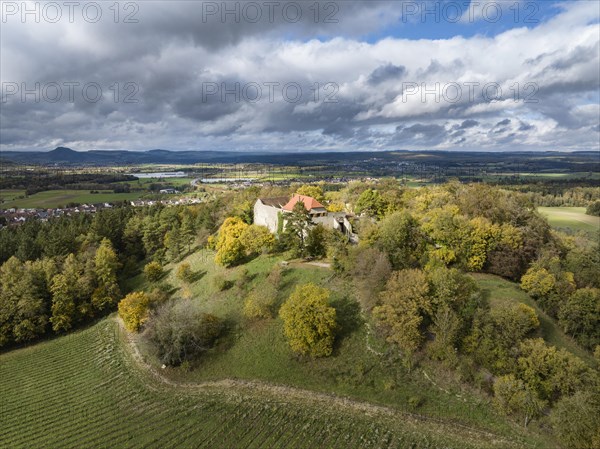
xmin=0 ymin=0 xmax=599 ymax=152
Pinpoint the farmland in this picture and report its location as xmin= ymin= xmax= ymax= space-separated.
xmin=0 ymin=317 xmax=529 ymax=449
xmin=0 ymin=189 xmax=142 ymax=209
xmin=537 ymin=207 xmax=599 ymax=234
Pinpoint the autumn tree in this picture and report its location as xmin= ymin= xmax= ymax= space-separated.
xmin=279 ymin=283 xmax=336 ymax=357
xmin=244 ymin=284 xmax=277 ymax=319
xmin=144 ymin=261 xmax=164 ymax=283
xmin=118 ymin=291 xmax=151 ymax=332
xmin=296 ymin=185 xmax=325 ymax=203
xmin=355 ymin=189 xmax=387 ymax=218
xmin=176 ymin=262 xmax=194 ymax=284
xmin=239 ymin=224 xmax=274 ymax=256
xmin=373 ymin=269 xmax=430 ymax=369
xmin=493 ymin=374 xmax=545 ymax=427
xmin=214 ymin=217 xmax=249 ymax=267
xmin=91 ymin=238 xmax=121 ymax=310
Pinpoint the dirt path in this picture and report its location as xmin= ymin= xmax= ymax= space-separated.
xmin=116 ymin=317 xmax=527 ymax=448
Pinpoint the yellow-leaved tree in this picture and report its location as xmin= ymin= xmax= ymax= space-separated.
xmin=118 ymin=291 xmax=151 ymax=332
xmin=279 ymin=283 xmax=336 ymax=357
xmin=214 ymin=217 xmax=249 ymax=267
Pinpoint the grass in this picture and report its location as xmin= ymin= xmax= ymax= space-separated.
xmin=1 ymin=315 xmax=526 ymax=449
xmin=472 ymin=273 xmax=595 ymax=366
xmin=0 ymin=189 xmax=143 ymax=209
xmin=537 ymin=207 xmax=599 ymax=234
xmin=123 ymin=250 xmax=557 ymax=447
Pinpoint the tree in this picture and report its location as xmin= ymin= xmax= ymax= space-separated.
xmin=282 ymin=202 xmax=311 ymax=257
xmin=551 ymin=390 xmax=600 ymax=449
xmin=0 ymin=256 xmax=48 ymax=345
xmin=376 ymin=211 xmax=426 ymax=269
xmin=49 ymin=273 xmax=76 ymax=332
xmin=493 ymin=374 xmax=545 ymax=427
xmin=164 ymin=224 xmax=183 ymax=261
xmin=239 ymin=224 xmax=274 ymax=256
xmin=521 ymin=266 xmax=556 ymax=299
xmin=355 ymin=189 xmax=387 ymax=218
xmin=586 ymin=200 xmax=600 ymax=216
xmin=296 ymin=185 xmax=325 ymax=202
xmin=372 ymin=269 xmax=430 ymax=369
xmin=215 ymin=217 xmax=249 ymax=267
xmin=306 ymin=224 xmax=327 ymax=258
xmin=92 ymin=238 xmax=121 ymax=310
xmin=428 ymin=305 xmax=461 ymax=363
xmin=558 ymin=288 xmax=600 ymax=350
xmin=144 ymin=299 xmax=223 ymax=366
xmin=176 ymin=263 xmax=194 ymax=284
xmin=144 ymin=261 xmax=164 ymax=283
xmin=118 ymin=291 xmax=151 ymax=332
xmin=180 ymin=211 xmax=196 ymax=252
xmin=279 ymin=283 xmax=336 ymax=357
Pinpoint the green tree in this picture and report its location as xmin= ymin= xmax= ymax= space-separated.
xmin=0 ymin=256 xmax=48 ymax=345
xmin=376 ymin=211 xmax=426 ymax=269
xmin=373 ymin=269 xmax=430 ymax=369
xmin=91 ymin=239 xmax=121 ymax=310
xmin=558 ymin=288 xmax=600 ymax=350
xmin=306 ymin=224 xmax=327 ymax=258
xmin=144 ymin=261 xmax=164 ymax=283
xmin=493 ymin=374 xmax=545 ymax=427
xmin=49 ymin=273 xmax=76 ymax=332
xmin=551 ymin=390 xmax=600 ymax=449
xmin=279 ymin=283 xmax=336 ymax=357
xmin=118 ymin=291 xmax=151 ymax=332
xmin=355 ymin=189 xmax=387 ymax=218
xmin=282 ymin=202 xmax=311 ymax=257
xmin=164 ymin=224 xmax=183 ymax=261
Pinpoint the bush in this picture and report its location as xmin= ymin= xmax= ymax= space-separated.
xmin=551 ymin=390 xmax=600 ymax=449
xmin=118 ymin=291 xmax=151 ymax=332
xmin=213 ymin=274 xmax=233 ymax=291
xmin=144 ymin=299 xmax=223 ymax=366
xmin=586 ymin=200 xmax=600 ymax=216
xmin=244 ymin=285 xmax=277 ymax=319
xmin=176 ymin=263 xmax=194 ymax=284
xmin=144 ymin=261 xmax=164 ymax=283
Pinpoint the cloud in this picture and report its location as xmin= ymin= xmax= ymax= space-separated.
xmin=1 ymin=0 xmax=599 ymax=152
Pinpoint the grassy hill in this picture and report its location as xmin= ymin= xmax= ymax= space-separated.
xmin=2 ymin=251 xmax=584 ymax=448
xmin=1 ymin=317 xmax=532 ymax=449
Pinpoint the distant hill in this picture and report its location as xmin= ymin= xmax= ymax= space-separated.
xmin=1 ymin=147 xmax=599 ymax=171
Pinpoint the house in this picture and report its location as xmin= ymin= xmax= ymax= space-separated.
xmin=159 ymin=188 xmax=180 ymax=194
xmin=254 ymin=193 xmax=355 ymax=240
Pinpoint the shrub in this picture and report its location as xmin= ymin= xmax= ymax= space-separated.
xmin=244 ymin=285 xmax=277 ymax=319
xmin=144 ymin=261 xmax=164 ymax=283
xmin=144 ymin=299 xmax=223 ymax=366
xmin=213 ymin=274 xmax=233 ymax=291
xmin=176 ymin=262 xmax=194 ymax=284
xmin=118 ymin=291 xmax=151 ymax=332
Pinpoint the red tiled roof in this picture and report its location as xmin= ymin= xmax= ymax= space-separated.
xmin=282 ymin=194 xmax=325 ymax=212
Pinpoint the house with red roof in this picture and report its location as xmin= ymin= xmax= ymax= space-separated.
xmin=254 ymin=193 xmax=355 ymax=239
